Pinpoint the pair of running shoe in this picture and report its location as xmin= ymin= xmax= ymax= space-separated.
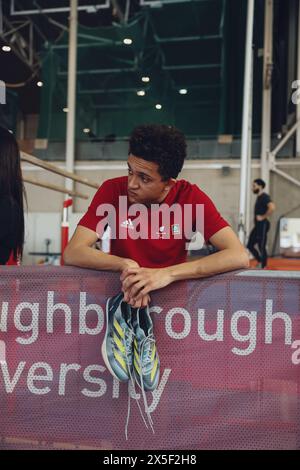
xmin=101 ymin=293 xmax=160 ymax=392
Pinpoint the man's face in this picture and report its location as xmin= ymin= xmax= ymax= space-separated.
xmin=127 ymin=154 xmax=173 ymax=205
xmin=252 ymin=182 xmax=261 ymax=194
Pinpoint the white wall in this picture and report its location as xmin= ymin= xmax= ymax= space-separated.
xmin=23 ymin=212 xmax=83 ymax=266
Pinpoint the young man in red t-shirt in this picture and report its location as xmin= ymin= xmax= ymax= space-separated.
xmin=64 ymin=124 xmax=249 ymax=308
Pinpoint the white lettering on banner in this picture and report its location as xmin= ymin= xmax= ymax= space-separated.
xmin=1 ymin=361 xmax=26 ymax=393
xmin=231 ymin=310 xmax=257 ymax=356
xmin=148 ymin=368 xmax=172 ymax=413
xmin=15 ymin=302 xmax=39 ymax=345
xmin=0 ymin=361 xmax=170 ymax=407
xmin=0 ymin=302 xmax=8 ymax=331
xmin=198 ymin=308 xmax=224 ymax=341
xmin=165 ymin=308 xmax=191 ymax=339
xmin=47 ymin=291 xmax=72 ymax=334
xmin=0 ymin=340 xmax=6 ymax=362
xmin=0 ymin=295 xmax=298 ymax=361
xmin=27 ymin=362 xmax=53 ymax=395
xmin=291 ymin=340 xmax=300 ymax=365
xmin=79 ymin=292 xmax=104 ymax=335
xmin=149 ymin=306 xmax=163 ymax=315
xmin=59 ymin=363 xmax=81 ymax=395
xmin=112 ymin=377 xmax=120 ymax=398
xmin=265 ymin=299 xmax=292 ymax=345
xmin=82 ymin=365 xmax=107 ymax=397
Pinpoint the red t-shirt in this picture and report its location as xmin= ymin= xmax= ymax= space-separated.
xmin=78 ymin=176 xmax=229 ymax=268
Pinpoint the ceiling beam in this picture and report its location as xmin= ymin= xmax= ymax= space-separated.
xmin=156 ymin=34 xmax=221 ymax=43
xmin=10 ymin=0 xmax=110 ymax=16
xmin=59 ymin=67 xmax=137 ymax=76
xmin=163 ymin=63 xmax=221 ymax=70
xmin=79 ymin=87 xmax=149 ymax=94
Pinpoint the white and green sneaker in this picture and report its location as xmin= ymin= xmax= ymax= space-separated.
xmin=101 ymin=293 xmax=134 ymax=382
xmin=132 ymin=306 xmax=160 ymax=392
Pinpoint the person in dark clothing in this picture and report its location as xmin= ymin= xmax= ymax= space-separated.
xmin=0 ymin=127 xmax=25 ymax=265
xmin=247 ymin=178 xmax=275 ymax=268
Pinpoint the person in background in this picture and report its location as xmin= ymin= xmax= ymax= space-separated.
xmin=0 ymin=126 xmax=26 ymax=265
xmin=247 ymin=178 xmax=275 ymax=269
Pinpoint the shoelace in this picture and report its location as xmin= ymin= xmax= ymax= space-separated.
xmin=124 ymin=326 xmax=149 ymax=440
xmin=139 ymin=335 xmax=156 ymax=434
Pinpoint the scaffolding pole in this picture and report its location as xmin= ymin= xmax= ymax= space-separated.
xmin=261 ymin=0 xmax=273 ymax=188
xmin=238 ymin=0 xmax=255 ymax=244
xmin=65 ymin=0 xmax=78 ymax=200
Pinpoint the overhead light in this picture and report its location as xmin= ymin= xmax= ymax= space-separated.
xmin=155 ymin=104 xmax=162 ymax=110
xmin=2 ymin=45 xmax=11 ymax=52
xmin=137 ymin=90 xmax=145 ymax=96
xmin=83 ymin=128 xmax=90 ymax=134
xmin=142 ymin=76 xmax=150 ymax=83
xmin=179 ymin=88 xmax=188 ymax=95
xmin=123 ymin=38 xmax=132 ymax=45
xmin=37 ymin=81 xmax=43 ymax=87
xmin=63 ymin=108 xmax=69 ymax=112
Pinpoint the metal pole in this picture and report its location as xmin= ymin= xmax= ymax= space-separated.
xmin=261 ymin=0 xmax=273 ymax=188
xmin=238 ymin=0 xmax=255 ymax=244
xmin=270 ymin=119 xmax=300 ymax=158
xmin=271 ymin=167 xmax=300 ymax=188
xmin=297 ymin=0 xmax=300 ymax=156
xmin=21 ymin=151 xmax=99 ymax=188
xmin=246 ymin=48 xmax=254 ymax=238
xmin=65 ymin=0 xmax=78 ymax=202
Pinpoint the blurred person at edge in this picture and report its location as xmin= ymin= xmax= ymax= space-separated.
xmin=0 ymin=127 xmax=26 ymax=265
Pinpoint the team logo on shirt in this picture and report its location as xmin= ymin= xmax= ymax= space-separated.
xmin=171 ymin=224 xmax=180 ymax=235
xmin=156 ymin=226 xmax=167 ymax=237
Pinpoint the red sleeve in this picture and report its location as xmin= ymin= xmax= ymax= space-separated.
xmin=78 ymin=180 xmax=115 ymax=238
xmin=191 ymin=185 xmax=229 ymax=242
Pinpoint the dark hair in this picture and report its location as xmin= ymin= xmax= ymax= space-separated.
xmin=0 ymin=127 xmax=25 ymax=260
xmin=129 ymin=124 xmax=187 ymax=180
xmin=253 ymin=178 xmax=266 ymax=188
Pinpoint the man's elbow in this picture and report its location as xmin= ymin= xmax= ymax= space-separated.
xmin=63 ymin=245 xmax=75 ymax=266
xmin=238 ymin=249 xmax=250 ymax=269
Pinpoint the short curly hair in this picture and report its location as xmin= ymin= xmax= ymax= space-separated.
xmin=129 ymin=124 xmax=187 ymax=180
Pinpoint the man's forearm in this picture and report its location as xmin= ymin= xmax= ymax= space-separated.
xmin=64 ymin=245 xmax=126 ymax=272
xmin=166 ymin=248 xmax=249 ymax=282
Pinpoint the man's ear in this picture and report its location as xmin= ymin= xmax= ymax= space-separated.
xmin=164 ymin=178 xmax=177 ymax=191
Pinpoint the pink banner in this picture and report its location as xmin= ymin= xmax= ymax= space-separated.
xmin=0 ymin=266 xmax=299 ymax=450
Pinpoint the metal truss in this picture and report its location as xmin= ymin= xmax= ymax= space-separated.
xmin=0 ymin=15 xmax=40 ymax=69
xmin=10 ymin=0 xmax=110 ymax=16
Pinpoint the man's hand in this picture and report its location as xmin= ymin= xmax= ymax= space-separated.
xmin=256 ymin=215 xmax=265 ymax=222
xmin=121 ymin=258 xmax=140 ymax=270
xmin=120 ymin=267 xmax=172 ymax=307
xmin=120 ymin=259 xmax=150 ymax=307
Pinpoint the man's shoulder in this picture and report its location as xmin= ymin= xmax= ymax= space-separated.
xmin=94 ymin=176 xmax=127 ymax=197
xmin=102 ymin=175 xmax=127 ymax=189
xmin=175 ymin=179 xmax=209 ymax=201
xmin=261 ymin=192 xmax=271 ymax=201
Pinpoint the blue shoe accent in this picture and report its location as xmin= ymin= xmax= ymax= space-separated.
xmin=101 ymin=293 xmax=134 ymax=382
